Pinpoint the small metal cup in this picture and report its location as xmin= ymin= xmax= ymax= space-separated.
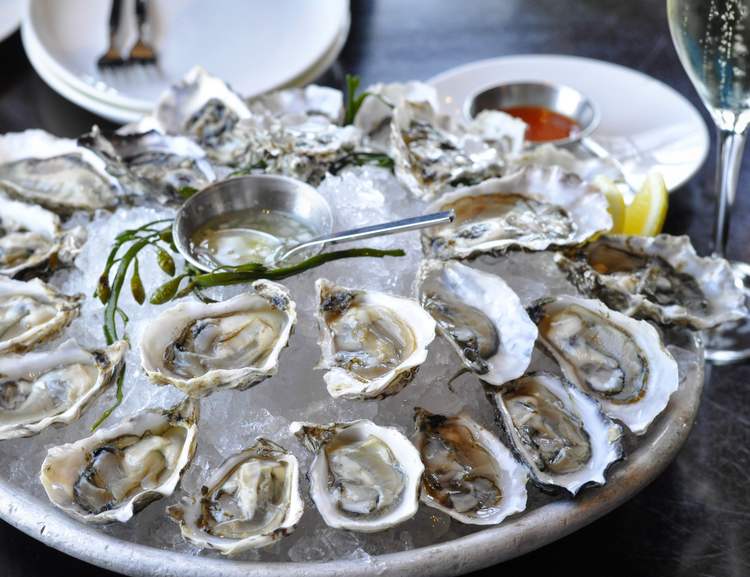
xmin=465 ymin=81 xmax=600 ymax=147
xmin=173 ymin=174 xmax=334 ymax=272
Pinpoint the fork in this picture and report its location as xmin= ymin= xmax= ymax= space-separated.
xmin=128 ymin=0 xmax=157 ymax=65
xmin=96 ymin=0 xmax=124 ymax=68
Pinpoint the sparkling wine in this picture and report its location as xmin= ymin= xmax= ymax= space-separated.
xmin=668 ymin=0 xmax=750 ymax=114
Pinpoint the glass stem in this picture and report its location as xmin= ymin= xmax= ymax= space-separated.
xmin=713 ymin=125 xmax=749 ymax=258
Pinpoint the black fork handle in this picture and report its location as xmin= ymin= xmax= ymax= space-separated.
xmin=107 ymin=0 xmax=122 ymax=35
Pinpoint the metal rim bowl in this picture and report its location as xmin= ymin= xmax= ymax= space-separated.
xmin=464 ymin=80 xmax=601 ymax=147
xmin=173 ymin=174 xmax=334 ymax=272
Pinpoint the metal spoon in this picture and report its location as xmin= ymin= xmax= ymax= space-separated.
xmin=273 ymin=210 xmax=455 ymax=265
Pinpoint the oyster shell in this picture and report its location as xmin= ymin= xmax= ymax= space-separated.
xmin=416 ymin=259 xmax=536 ymax=385
xmin=0 ymin=193 xmax=85 ymax=277
xmin=413 ymin=408 xmax=527 ymax=524
xmin=0 ymin=339 xmax=127 ymax=440
xmin=530 ymin=295 xmax=679 ymax=435
xmin=78 ymin=127 xmax=215 ymax=201
xmin=555 ymin=234 xmax=746 ymax=330
xmin=40 ymin=398 xmax=199 ymax=523
xmin=0 ymin=277 xmax=81 ymax=353
xmin=488 ymin=372 xmax=623 ymax=494
xmin=292 ymin=419 xmax=424 ymax=532
xmin=167 ymin=439 xmax=304 ymax=555
xmin=140 ymin=281 xmax=296 ymax=398
xmin=315 ymin=279 xmax=436 ymax=399
xmin=422 ymin=165 xmax=612 ymax=260
xmin=0 ymin=129 xmax=121 ymax=213
xmin=391 ymin=101 xmax=524 ymax=201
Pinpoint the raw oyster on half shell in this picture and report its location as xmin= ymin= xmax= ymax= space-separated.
xmin=413 ymin=408 xmax=527 ymax=524
xmin=292 ymin=419 xmax=424 ymax=532
xmin=0 ymin=193 xmax=85 ymax=277
xmin=141 ymin=281 xmax=296 ymax=398
xmin=0 ymin=339 xmax=127 ymax=440
xmin=0 ymin=277 xmax=81 ymax=353
xmin=315 ymin=279 xmax=436 ymax=399
xmin=416 ymin=259 xmax=536 ymax=385
xmin=422 ymin=165 xmax=612 ymax=260
xmin=488 ymin=372 xmax=623 ymax=494
xmin=168 ymin=438 xmax=304 ymax=555
xmin=555 ymin=234 xmax=746 ymax=330
xmin=530 ymin=295 xmax=679 ymax=435
xmin=40 ymin=398 xmax=198 ymax=523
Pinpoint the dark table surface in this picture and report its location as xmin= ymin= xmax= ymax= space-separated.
xmin=1 ymin=1 xmax=749 ymax=576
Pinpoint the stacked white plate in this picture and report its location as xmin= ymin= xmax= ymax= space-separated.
xmin=22 ymin=0 xmax=350 ymax=124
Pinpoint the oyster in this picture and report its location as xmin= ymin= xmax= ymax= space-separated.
xmin=292 ymin=419 xmax=423 ymax=532
xmin=555 ymin=234 xmax=746 ymax=330
xmin=152 ymin=67 xmax=253 ymax=167
xmin=0 ymin=277 xmax=81 ymax=353
xmin=247 ymin=84 xmax=344 ymax=124
xmin=0 ymin=339 xmax=127 ymax=440
xmin=422 ymin=165 xmax=612 ymax=260
xmin=488 ymin=372 xmax=623 ymax=494
xmin=0 ymin=193 xmax=85 ymax=277
xmin=40 ymin=398 xmax=198 ymax=523
xmin=78 ymin=127 xmax=215 ymax=201
xmin=315 ymin=279 xmax=436 ymax=399
xmin=416 ymin=259 xmax=536 ymax=385
xmin=391 ymin=100 xmax=524 ymax=201
xmin=413 ymin=408 xmax=527 ymax=524
xmin=530 ymin=295 xmax=679 ymax=435
xmin=141 ymin=281 xmax=296 ymax=397
xmin=0 ymin=129 xmax=120 ymax=213
xmin=167 ymin=439 xmax=304 ymax=555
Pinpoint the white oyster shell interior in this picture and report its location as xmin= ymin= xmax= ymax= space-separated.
xmin=416 ymin=259 xmax=537 ymax=386
xmin=291 ymin=419 xmax=424 ymax=533
xmin=40 ymin=398 xmax=198 ymax=524
xmin=533 ymin=295 xmax=679 ymax=435
xmin=140 ymin=280 xmax=296 ymax=398
xmin=413 ymin=408 xmax=527 ymax=524
xmin=0 ymin=339 xmax=126 ymax=440
xmin=315 ymin=278 xmax=436 ymax=399
xmin=490 ymin=372 xmax=623 ymax=495
xmin=167 ymin=438 xmax=304 ymax=555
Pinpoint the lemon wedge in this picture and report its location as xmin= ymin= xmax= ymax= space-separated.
xmin=593 ymin=175 xmax=626 ymax=234
xmin=622 ymin=172 xmax=668 ymax=236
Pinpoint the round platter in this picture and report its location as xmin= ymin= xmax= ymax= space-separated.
xmin=0 ymin=329 xmax=704 ymax=576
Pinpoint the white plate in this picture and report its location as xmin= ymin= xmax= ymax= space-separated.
xmin=429 ymin=54 xmax=710 ymax=192
xmin=22 ymin=5 xmax=350 ymax=125
xmin=0 ymin=0 xmax=22 ymax=43
xmin=26 ymin=0 xmax=349 ymax=112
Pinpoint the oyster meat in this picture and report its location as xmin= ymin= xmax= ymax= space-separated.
xmin=292 ymin=419 xmax=424 ymax=532
xmin=168 ymin=439 xmax=303 ymax=555
xmin=0 ymin=129 xmax=120 ymax=213
xmin=140 ymin=281 xmax=296 ymax=397
xmin=556 ymin=234 xmax=746 ymax=330
xmin=391 ymin=101 xmax=524 ymax=201
xmin=0 ymin=339 xmax=127 ymax=440
xmin=79 ymin=127 xmax=215 ymax=201
xmin=531 ymin=295 xmax=679 ymax=435
xmin=422 ymin=165 xmax=612 ymax=260
xmin=416 ymin=259 xmax=537 ymax=385
xmin=413 ymin=408 xmax=527 ymax=524
xmin=488 ymin=372 xmax=623 ymax=494
xmin=0 ymin=193 xmax=85 ymax=277
xmin=0 ymin=277 xmax=81 ymax=353
xmin=315 ymin=279 xmax=436 ymax=399
xmin=40 ymin=398 xmax=198 ymax=523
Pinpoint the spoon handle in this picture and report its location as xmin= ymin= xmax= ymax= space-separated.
xmin=279 ymin=210 xmax=455 ymax=263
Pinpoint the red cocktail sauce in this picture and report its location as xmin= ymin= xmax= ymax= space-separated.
xmin=502 ymin=106 xmax=580 ymax=142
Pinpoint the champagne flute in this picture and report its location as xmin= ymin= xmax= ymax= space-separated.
xmin=668 ymin=0 xmax=750 ymax=363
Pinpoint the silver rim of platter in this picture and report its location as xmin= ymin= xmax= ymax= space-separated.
xmin=0 ymin=336 xmax=704 ymax=577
